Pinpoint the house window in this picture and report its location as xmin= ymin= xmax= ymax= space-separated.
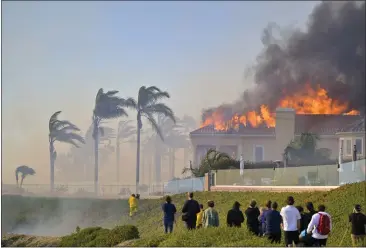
xmin=253 ymin=145 xmax=264 ymax=162
xmin=355 ymin=138 xmax=363 ymax=155
xmin=345 ymin=139 xmax=352 ymax=156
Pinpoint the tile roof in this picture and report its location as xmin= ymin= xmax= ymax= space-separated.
xmin=340 ymin=117 xmax=365 ymax=132
xmin=294 ymin=114 xmax=363 ymax=135
xmin=190 ymin=114 xmax=364 ymax=136
xmin=190 ymin=124 xmax=275 ymax=136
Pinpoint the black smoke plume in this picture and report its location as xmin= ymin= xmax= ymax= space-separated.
xmin=203 ymin=1 xmax=365 ymax=121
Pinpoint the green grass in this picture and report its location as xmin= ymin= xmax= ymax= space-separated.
xmin=2 ymin=182 xmax=366 ymax=247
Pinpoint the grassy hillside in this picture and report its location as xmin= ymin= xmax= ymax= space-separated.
xmin=2 ymin=182 xmax=366 ymax=247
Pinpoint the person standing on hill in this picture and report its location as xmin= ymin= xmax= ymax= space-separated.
xmin=196 ymin=204 xmax=204 ymax=228
xmin=227 ymin=201 xmax=245 ymax=227
xmin=181 ymin=192 xmax=200 ymax=230
xmin=306 ymin=204 xmax=332 ymax=247
xmin=264 ymin=202 xmax=282 ymax=244
xmin=162 ymin=196 xmax=177 ymax=234
xmin=259 ymin=200 xmax=272 ymax=236
xmin=245 ymin=199 xmax=260 ymax=236
xmin=128 ymin=194 xmax=138 ymax=217
xmin=202 ymin=200 xmax=220 ymax=228
xmin=349 ymin=204 xmax=366 ymax=247
xmin=304 ymin=202 xmax=317 ymax=228
xmin=280 ymin=196 xmax=301 ymax=247
xmin=296 ymin=206 xmax=307 ymax=232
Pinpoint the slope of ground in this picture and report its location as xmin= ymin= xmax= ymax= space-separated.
xmin=2 ymin=182 xmax=365 ymax=247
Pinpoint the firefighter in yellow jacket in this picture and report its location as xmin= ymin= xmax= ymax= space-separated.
xmin=128 ymin=194 xmax=138 ymax=217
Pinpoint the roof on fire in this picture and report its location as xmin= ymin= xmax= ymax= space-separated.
xmin=190 ymin=114 xmax=364 ymax=136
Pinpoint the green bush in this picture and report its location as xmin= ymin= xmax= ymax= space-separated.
xmin=59 ymin=225 xmax=139 ymax=247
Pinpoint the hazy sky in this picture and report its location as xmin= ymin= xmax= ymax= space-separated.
xmin=2 ymin=1 xmax=319 ymax=184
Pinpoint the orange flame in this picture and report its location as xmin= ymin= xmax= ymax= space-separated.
xmin=201 ymin=84 xmax=360 ymax=130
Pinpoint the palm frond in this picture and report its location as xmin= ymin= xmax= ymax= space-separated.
xmin=49 ymin=111 xmax=62 ymax=133
xmin=144 ymin=103 xmax=176 ymax=123
xmin=105 ymin=90 xmax=119 ymax=96
xmin=123 ymin=97 xmax=138 ymax=109
xmin=55 ymin=132 xmax=85 ymax=147
xmin=15 ymin=165 xmax=36 ymax=176
xmin=53 ymin=120 xmax=80 ymax=131
xmin=144 ymin=112 xmax=164 ymax=141
xmin=94 ymin=89 xmax=131 ymax=120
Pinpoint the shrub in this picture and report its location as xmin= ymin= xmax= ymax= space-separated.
xmin=59 ymin=225 xmax=139 ymax=247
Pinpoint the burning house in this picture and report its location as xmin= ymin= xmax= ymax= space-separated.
xmin=189 ymin=85 xmax=364 ymax=168
xmin=190 ymin=2 xmax=365 ymax=168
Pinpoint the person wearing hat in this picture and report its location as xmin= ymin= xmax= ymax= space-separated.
xmin=202 ymin=200 xmax=219 ymax=228
xmin=245 ymin=199 xmax=261 ymax=236
xmin=349 ymin=204 xmax=366 ymax=247
xmin=227 ymin=201 xmax=245 ymax=227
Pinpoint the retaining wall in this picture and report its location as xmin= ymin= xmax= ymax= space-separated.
xmin=210 ymin=185 xmax=339 ymax=192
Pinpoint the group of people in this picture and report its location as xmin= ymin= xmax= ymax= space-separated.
xmin=159 ymin=192 xmax=366 ymax=247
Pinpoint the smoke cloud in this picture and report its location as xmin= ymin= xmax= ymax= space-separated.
xmin=203 ymin=1 xmax=365 ymax=120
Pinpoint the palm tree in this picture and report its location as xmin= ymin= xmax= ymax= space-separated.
xmin=49 ymin=111 xmax=85 ymax=191
xmin=285 ymin=132 xmax=321 ymax=163
xmin=116 ymin=120 xmax=136 ymax=184
xmin=176 ymin=115 xmax=197 ymax=169
xmin=161 ymin=117 xmax=189 ymax=180
xmin=92 ymin=88 xmax=133 ymax=194
xmin=15 ymin=165 xmax=36 ymax=188
xmin=128 ymin=86 xmax=176 ymax=192
xmin=182 ymin=149 xmax=231 ymax=178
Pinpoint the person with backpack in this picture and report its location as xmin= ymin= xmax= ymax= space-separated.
xmin=280 ymin=196 xmax=301 ymax=247
xmin=264 ymin=202 xmax=282 ymax=244
xmin=181 ymin=192 xmax=200 ymax=230
xmin=245 ymin=199 xmax=261 ymax=236
xmin=202 ymin=200 xmax=219 ymax=228
xmin=306 ymin=204 xmax=332 ymax=247
xmin=162 ymin=196 xmax=177 ymax=234
xmin=196 ymin=204 xmax=204 ymax=229
xmin=349 ymin=204 xmax=366 ymax=247
xmin=227 ymin=201 xmax=245 ymax=227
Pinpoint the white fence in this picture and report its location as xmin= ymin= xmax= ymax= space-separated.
xmin=339 ymin=159 xmax=366 ymax=185
xmin=2 ymin=177 xmax=205 ymax=198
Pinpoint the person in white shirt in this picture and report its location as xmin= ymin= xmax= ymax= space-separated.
xmin=280 ymin=196 xmax=301 ymax=247
xmin=306 ymin=204 xmax=332 ymax=247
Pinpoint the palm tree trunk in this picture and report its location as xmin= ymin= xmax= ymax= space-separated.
xmin=50 ymin=142 xmax=55 ymax=192
xmin=116 ymin=139 xmax=120 ymax=184
xmin=183 ymin=148 xmax=188 ymax=170
xmin=20 ymin=176 xmax=25 ymax=188
xmin=136 ymin=114 xmax=142 ymax=193
xmin=94 ymin=121 xmax=99 ymax=195
xmin=141 ymin=154 xmax=145 ymax=185
xmin=172 ymin=148 xmax=175 ymax=179
xmin=155 ymin=149 xmax=161 ymax=183
xmin=148 ymin=153 xmax=152 ymax=186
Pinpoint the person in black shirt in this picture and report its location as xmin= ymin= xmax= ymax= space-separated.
xmin=245 ymin=199 xmax=260 ymax=236
xmin=303 ymin=202 xmax=317 ymax=229
xmin=264 ymin=202 xmax=282 ymax=244
xmin=227 ymin=201 xmax=245 ymax=227
xmin=349 ymin=204 xmax=366 ymax=247
xmin=181 ymin=192 xmax=200 ymax=230
xmin=296 ymin=206 xmax=306 ymax=231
